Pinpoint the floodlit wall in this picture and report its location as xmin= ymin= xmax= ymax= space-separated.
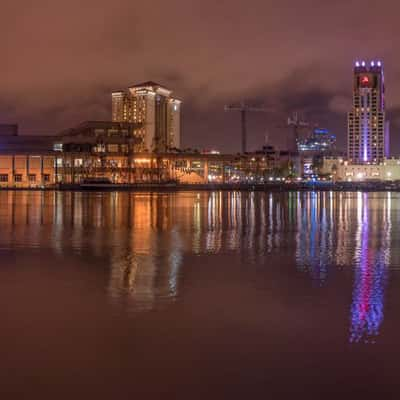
xmin=0 ymin=155 xmax=56 ymax=188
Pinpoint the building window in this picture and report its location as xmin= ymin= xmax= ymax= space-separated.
xmin=14 ymin=174 xmax=22 ymax=182
xmin=29 ymin=174 xmax=36 ymax=182
xmin=0 ymin=175 xmax=8 ymax=182
xmin=94 ymin=144 xmax=106 ymax=153
xmin=43 ymin=174 xmax=51 ymax=183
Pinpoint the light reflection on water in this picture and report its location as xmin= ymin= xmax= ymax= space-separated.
xmin=0 ymin=190 xmax=397 ymax=342
xmin=349 ymin=192 xmax=390 ymax=343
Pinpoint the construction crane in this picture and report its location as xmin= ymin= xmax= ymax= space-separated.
xmin=287 ymin=112 xmax=310 ymax=152
xmin=224 ymin=102 xmax=268 ymax=153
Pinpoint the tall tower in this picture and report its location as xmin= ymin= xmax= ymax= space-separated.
xmin=112 ymin=82 xmax=181 ymax=153
xmin=348 ymin=61 xmax=389 ymax=164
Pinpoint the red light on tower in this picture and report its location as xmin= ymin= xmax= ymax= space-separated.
xmin=359 ymin=75 xmax=372 ymax=88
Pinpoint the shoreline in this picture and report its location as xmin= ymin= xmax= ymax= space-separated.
xmin=2 ymin=182 xmax=400 ymax=192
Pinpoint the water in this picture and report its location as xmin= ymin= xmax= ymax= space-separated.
xmin=1 ymin=190 xmax=400 ymax=398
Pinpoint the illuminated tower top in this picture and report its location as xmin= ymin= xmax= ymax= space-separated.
xmin=353 ymin=60 xmax=385 ymax=111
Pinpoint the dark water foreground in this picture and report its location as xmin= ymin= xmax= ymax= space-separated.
xmin=1 ymin=190 xmax=400 ymax=399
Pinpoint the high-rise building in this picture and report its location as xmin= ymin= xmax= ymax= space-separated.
xmin=348 ymin=61 xmax=389 ymax=164
xmin=298 ymin=128 xmax=336 ymax=153
xmin=112 ymin=82 xmax=181 ymax=153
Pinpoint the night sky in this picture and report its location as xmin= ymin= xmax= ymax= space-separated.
xmin=2 ymin=1 xmax=400 ymax=154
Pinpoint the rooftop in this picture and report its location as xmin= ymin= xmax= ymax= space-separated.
xmin=128 ymin=81 xmax=170 ymax=91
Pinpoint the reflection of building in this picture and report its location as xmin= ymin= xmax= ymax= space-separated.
xmin=295 ymin=192 xmax=331 ymax=283
xmin=292 ymin=191 xmax=390 ymax=342
xmin=348 ymin=61 xmax=389 ymax=164
xmin=0 ymin=189 xmax=394 ymax=333
xmin=112 ymin=82 xmax=181 ymax=152
xmin=350 ymin=193 xmax=389 ymax=343
xmin=0 ymin=191 xmax=185 ymax=312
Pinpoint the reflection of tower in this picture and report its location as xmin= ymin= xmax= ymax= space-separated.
xmin=105 ymin=193 xmax=184 ymax=312
xmin=348 ymin=61 xmax=389 ymax=164
xmin=295 ymin=192 xmax=330 ymax=284
xmin=350 ymin=193 xmax=388 ymax=343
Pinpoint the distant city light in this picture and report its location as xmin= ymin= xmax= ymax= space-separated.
xmin=377 ymin=61 xmax=382 ymax=67
xmin=134 ymin=158 xmax=151 ymax=163
xmin=355 ymin=61 xmax=360 ymax=67
xmin=203 ymin=149 xmax=220 ymax=155
xmin=371 ymin=61 xmax=375 ymax=66
xmin=361 ymin=61 xmax=366 ymax=67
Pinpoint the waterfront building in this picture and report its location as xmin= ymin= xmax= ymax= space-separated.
xmin=112 ymin=82 xmax=181 ymax=153
xmin=348 ymin=61 xmax=389 ymax=164
xmin=55 ymin=128 xmax=297 ymax=185
xmin=0 ymin=119 xmax=300 ymax=188
xmin=321 ymin=156 xmax=400 ymax=181
xmin=0 ymin=130 xmax=56 ymax=187
xmin=298 ymin=128 xmax=337 ymax=175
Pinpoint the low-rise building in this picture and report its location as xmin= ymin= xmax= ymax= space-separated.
xmin=322 ymin=157 xmax=400 ymax=181
xmin=0 ymin=130 xmax=57 ymax=188
xmin=0 ymin=118 xmax=307 ymax=188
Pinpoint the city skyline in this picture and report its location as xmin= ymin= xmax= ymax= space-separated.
xmin=3 ymin=1 xmax=400 ymax=155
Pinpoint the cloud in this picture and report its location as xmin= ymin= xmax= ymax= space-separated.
xmin=1 ymin=0 xmax=400 ymax=151
xmin=329 ymin=96 xmax=352 ymax=114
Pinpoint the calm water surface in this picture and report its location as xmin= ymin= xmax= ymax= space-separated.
xmin=1 ymin=190 xmax=400 ymax=398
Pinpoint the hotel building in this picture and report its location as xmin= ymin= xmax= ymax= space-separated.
xmin=348 ymin=61 xmax=389 ymax=164
xmin=112 ymin=82 xmax=181 ymax=153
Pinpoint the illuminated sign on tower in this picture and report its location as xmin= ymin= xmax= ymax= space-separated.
xmin=348 ymin=61 xmax=389 ymax=164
